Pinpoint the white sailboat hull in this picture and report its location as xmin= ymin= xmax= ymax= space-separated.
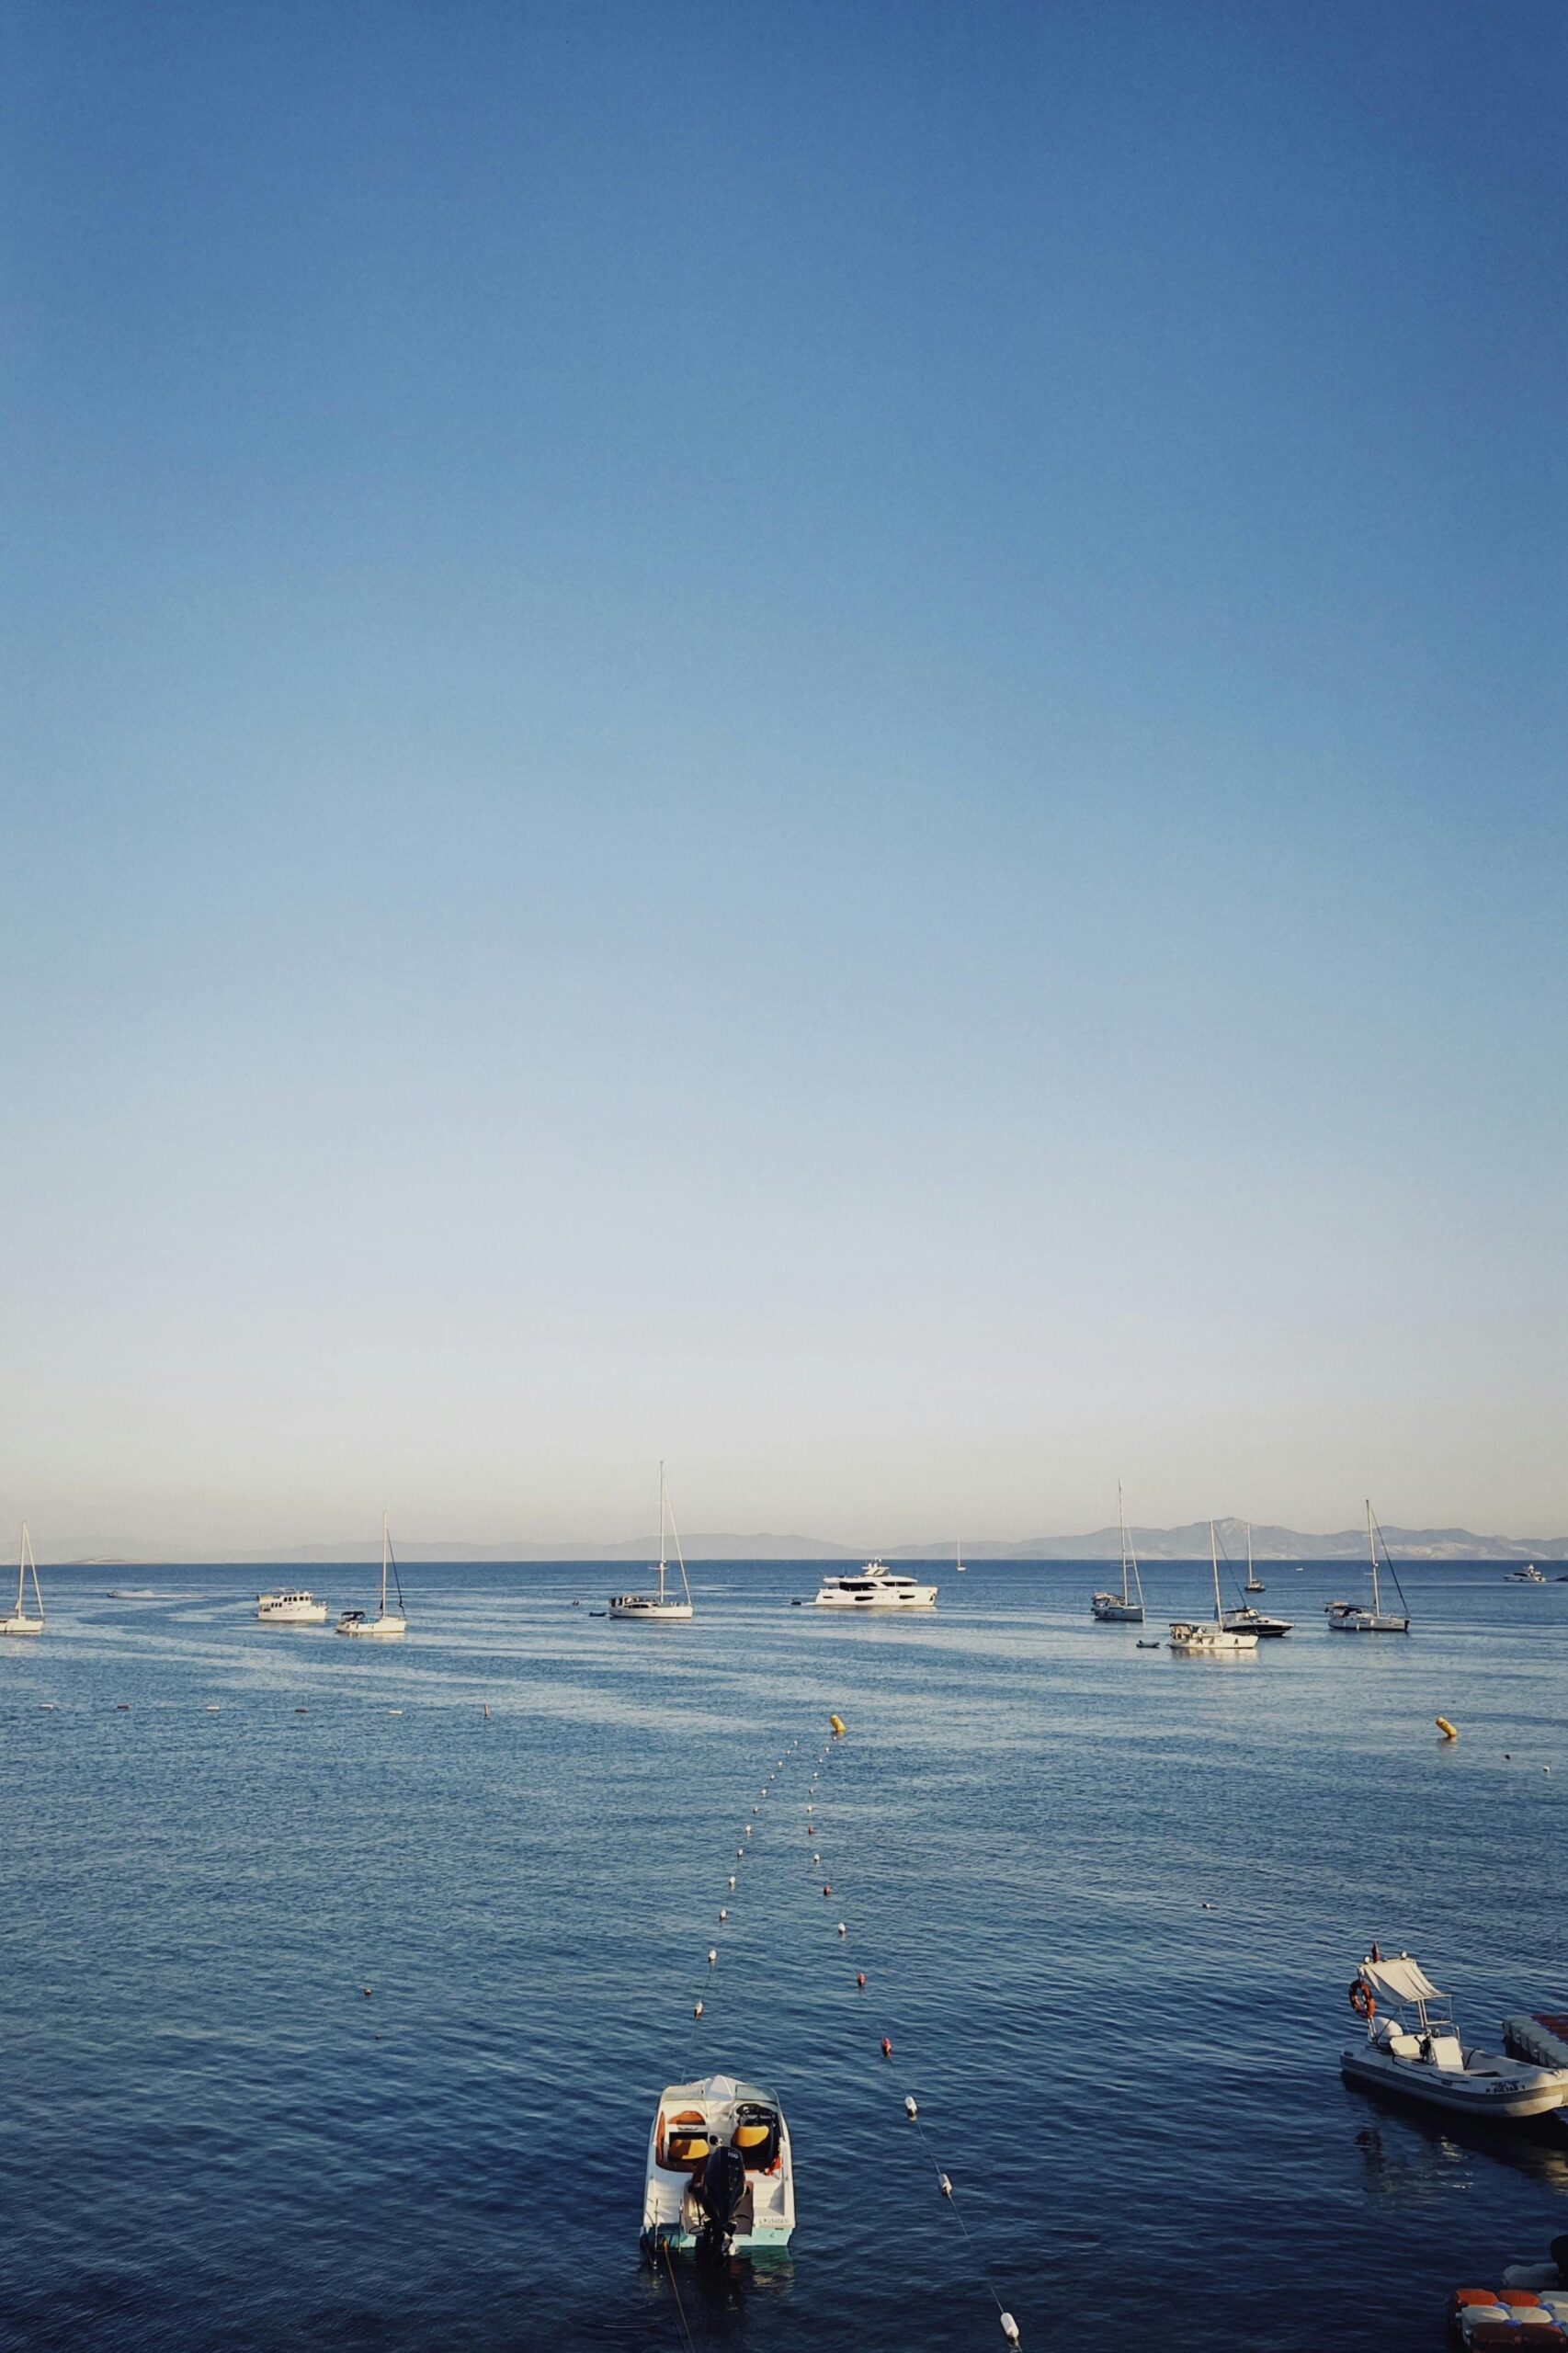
xmin=336 ymin=1613 xmax=406 ymax=1639
xmin=1091 ymin=1596 xmax=1143 ymax=1622
xmin=609 ymin=1597 xmax=694 ymax=1620
xmin=1168 ymin=1621 xmax=1258 ymax=1654
xmin=1 ymin=1616 xmax=44 ymax=1636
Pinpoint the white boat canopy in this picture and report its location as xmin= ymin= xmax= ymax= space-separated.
xmin=1360 ymin=1954 xmax=1444 ymax=2004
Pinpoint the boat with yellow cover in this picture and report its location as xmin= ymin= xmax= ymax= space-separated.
xmin=641 ymin=2072 xmax=795 ymax=2256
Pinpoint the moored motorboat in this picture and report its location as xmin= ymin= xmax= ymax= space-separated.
xmin=641 ymin=2072 xmax=795 ymax=2256
xmin=1221 ymin=1605 xmax=1292 ymax=1638
xmin=813 ymin=1561 xmax=937 ymax=1610
xmin=1508 ymin=1564 xmax=1547 ymax=1583
xmin=1342 ymin=1951 xmax=1568 ymax=2120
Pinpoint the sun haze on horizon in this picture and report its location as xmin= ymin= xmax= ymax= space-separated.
xmin=4 ymin=0 xmax=1564 ymax=1556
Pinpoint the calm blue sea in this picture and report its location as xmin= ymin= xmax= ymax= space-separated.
xmin=1 ymin=1561 xmax=1564 ymax=2352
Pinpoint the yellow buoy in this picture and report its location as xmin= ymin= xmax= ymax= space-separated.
xmin=1436 ymin=1716 xmax=1458 ymax=1741
xmin=829 ymin=1714 xmax=846 ymax=1736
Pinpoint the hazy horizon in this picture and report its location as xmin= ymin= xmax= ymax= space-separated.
xmin=6 ymin=0 xmax=1564 ymax=1551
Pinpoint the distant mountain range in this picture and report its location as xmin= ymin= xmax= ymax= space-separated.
xmin=54 ymin=1517 xmax=1568 ymax=1564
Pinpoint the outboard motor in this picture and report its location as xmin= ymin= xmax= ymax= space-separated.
xmin=694 ymin=2144 xmax=747 ymax=2261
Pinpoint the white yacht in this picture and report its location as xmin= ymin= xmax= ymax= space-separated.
xmin=1091 ymin=1484 xmax=1145 ymax=1622
xmin=813 ymin=1560 xmax=937 ymax=1610
xmin=1508 ymin=1564 xmax=1547 ymax=1584
xmin=336 ymin=1517 xmax=407 ymax=1639
xmin=1342 ymin=1950 xmax=1568 ymax=2120
xmin=641 ymin=2072 xmax=795 ymax=2256
xmin=1326 ymin=1502 xmax=1410 ymax=1632
xmin=1 ymin=1524 xmax=45 ymax=1637
xmin=609 ymin=1464 xmax=694 ymax=1620
xmin=257 ymin=1588 xmax=329 ymax=1624
xmin=1168 ymin=1522 xmax=1259 ymax=1654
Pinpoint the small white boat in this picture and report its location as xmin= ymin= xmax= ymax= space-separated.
xmin=1243 ymin=1522 xmax=1265 ymax=1593
xmin=1326 ymin=1502 xmax=1410 ymax=1632
xmin=1221 ymin=1605 xmax=1292 ymax=1638
xmin=1091 ymin=1484 xmax=1145 ymax=1623
xmin=257 ymin=1588 xmax=329 ymax=1624
xmin=1 ymin=1524 xmax=45 ymax=1637
xmin=641 ymin=2072 xmax=795 ymax=2256
xmin=609 ymin=1464 xmax=694 ymax=1621
xmin=1342 ymin=1951 xmax=1568 ymax=2120
xmin=954 ymin=1538 xmax=966 ymax=1574
xmin=1508 ymin=1564 xmax=1547 ymax=1583
xmin=1168 ymin=1522 xmax=1258 ymax=1654
xmin=336 ymin=1517 xmax=407 ymax=1639
xmin=813 ymin=1561 xmax=937 ymax=1610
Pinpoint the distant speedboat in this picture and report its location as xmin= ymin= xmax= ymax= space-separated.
xmin=257 ymin=1588 xmax=329 ymax=1624
xmin=1168 ymin=1522 xmax=1258 ymax=1654
xmin=1326 ymin=1502 xmax=1410 ymax=1632
xmin=336 ymin=1516 xmax=407 ymax=1639
xmin=1508 ymin=1564 xmax=1547 ymax=1583
xmin=813 ymin=1562 xmax=937 ymax=1610
xmin=1342 ymin=1950 xmax=1568 ymax=2120
xmin=641 ymin=2073 xmax=795 ymax=2256
xmin=1091 ymin=1483 xmax=1145 ymax=1622
xmin=1 ymin=1523 xmax=45 ymax=1637
xmin=609 ymin=1464 xmax=695 ymax=1621
xmin=1222 ymin=1605 xmax=1292 ymax=1638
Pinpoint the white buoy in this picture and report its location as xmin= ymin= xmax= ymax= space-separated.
xmin=939 ymin=2173 xmax=952 ymax=2199
xmin=719 ymin=1907 xmax=728 ymax=1921
xmin=904 ymin=2094 xmax=918 ymax=2118
xmin=728 ymin=1875 xmax=736 ymax=1890
xmin=1001 ymin=2313 xmax=1020 ymax=2345
xmin=708 ymin=1948 xmax=718 ymax=1965
xmin=694 ymin=1999 xmax=703 ymax=2018
xmin=836 ymin=1921 xmax=846 ymax=1935
xmin=744 ymin=1823 xmax=753 ymax=1835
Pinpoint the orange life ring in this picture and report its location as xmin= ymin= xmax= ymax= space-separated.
xmin=1348 ymin=1978 xmax=1375 ymax=2019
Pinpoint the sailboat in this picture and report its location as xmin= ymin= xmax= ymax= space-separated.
xmin=955 ymin=1538 xmax=967 ymax=1574
xmin=609 ymin=1464 xmax=694 ymax=1621
xmin=1168 ymin=1522 xmax=1259 ymax=1654
xmin=335 ymin=1515 xmax=407 ymax=1638
xmin=1 ymin=1523 xmax=45 ymax=1636
xmin=1325 ymin=1502 xmax=1410 ymax=1633
xmin=1091 ymin=1485 xmax=1145 ymax=1621
xmin=1243 ymin=1524 xmax=1264 ymax=1592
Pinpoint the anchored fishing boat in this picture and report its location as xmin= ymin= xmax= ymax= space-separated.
xmin=1091 ymin=1484 xmax=1145 ymax=1622
xmin=813 ymin=1561 xmax=937 ymax=1610
xmin=1 ymin=1524 xmax=45 ymax=1636
xmin=1342 ymin=1951 xmax=1568 ymax=2120
xmin=1325 ymin=1502 xmax=1410 ymax=1632
xmin=335 ymin=1516 xmax=407 ymax=1639
xmin=609 ymin=1464 xmax=694 ymax=1620
xmin=641 ymin=2073 xmax=795 ymax=2256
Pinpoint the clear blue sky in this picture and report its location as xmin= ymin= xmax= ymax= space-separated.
xmin=4 ymin=0 xmax=1565 ymax=1552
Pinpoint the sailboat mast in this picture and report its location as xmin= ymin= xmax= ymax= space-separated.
xmin=15 ymin=1524 xmax=24 ymax=1617
xmin=1366 ymin=1499 xmax=1381 ymax=1616
xmin=1210 ymin=1520 xmax=1221 ymax=1622
xmin=381 ymin=1512 xmax=390 ymax=1616
xmin=1119 ymin=1482 xmax=1130 ymax=1605
xmin=657 ymin=1461 xmax=667 ymax=1603
xmin=1246 ymin=1522 xmax=1253 ymax=1584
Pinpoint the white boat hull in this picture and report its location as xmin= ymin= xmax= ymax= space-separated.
xmin=1341 ymin=2041 xmax=1568 ymax=2119
xmin=1168 ymin=1621 xmax=1258 ymax=1654
xmin=258 ymin=1600 xmax=329 ymax=1624
xmin=0 ymin=1616 xmax=44 ymax=1636
xmin=814 ymin=1590 xmax=937 ymax=1610
xmin=336 ymin=1614 xmax=406 ymax=1639
xmin=642 ymin=2074 xmax=795 ymax=2254
xmin=609 ymin=1598 xmax=694 ymax=1620
xmin=1091 ymin=1597 xmax=1143 ymax=1622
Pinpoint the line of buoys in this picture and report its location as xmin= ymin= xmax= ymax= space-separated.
xmin=812 ymin=1732 xmax=1023 ymax=2345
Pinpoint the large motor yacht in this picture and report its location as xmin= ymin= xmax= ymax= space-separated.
xmin=257 ymin=1588 xmax=329 ymax=1624
xmin=813 ymin=1561 xmax=937 ymax=1610
xmin=641 ymin=2073 xmax=795 ymax=2256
